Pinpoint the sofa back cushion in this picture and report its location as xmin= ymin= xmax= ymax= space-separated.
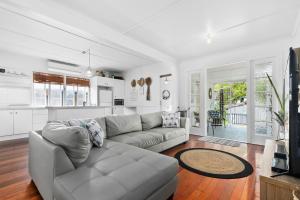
xmin=42 ymin=121 xmax=92 ymax=167
xmin=105 ymin=114 xmax=142 ymax=137
xmin=140 ymin=112 xmax=162 ymax=130
xmin=93 ymin=117 xmax=106 ymax=137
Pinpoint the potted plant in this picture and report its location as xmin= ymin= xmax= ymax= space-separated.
xmin=266 ymin=73 xmax=288 ymax=140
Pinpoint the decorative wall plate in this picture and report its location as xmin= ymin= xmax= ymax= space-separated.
xmin=131 ymin=79 xmax=136 ymax=87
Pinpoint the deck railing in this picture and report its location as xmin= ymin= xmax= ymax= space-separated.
xmin=226 ymin=113 xmax=247 ymax=125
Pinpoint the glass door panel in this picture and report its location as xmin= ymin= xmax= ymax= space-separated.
xmin=190 ymin=73 xmax=201 ymax=128
xmin=254 ymin=63 xmax=273 ymax=137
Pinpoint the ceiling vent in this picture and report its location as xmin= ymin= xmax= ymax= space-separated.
xmin=47 ymin=60 xmax=82 ymax=75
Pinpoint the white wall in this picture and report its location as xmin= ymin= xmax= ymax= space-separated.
xmin=124 ymin=62 xmax=178 ymax=114
xmin=0 ymin=50 xmax=48 ymax=106
xmin=178 ymin=38 xmax=289 ymax=137
xmin=0 ymin=49 xmax=47 ymax=74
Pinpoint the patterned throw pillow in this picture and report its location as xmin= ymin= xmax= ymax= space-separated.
xmin=85 ymin=119 xmax=105 ymax=147
xmin=162 ymin=112 xmax=180 ymax=128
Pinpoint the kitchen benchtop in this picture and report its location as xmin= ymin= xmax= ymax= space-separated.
xmin=0 ymin=105 xmax=117 ymax=110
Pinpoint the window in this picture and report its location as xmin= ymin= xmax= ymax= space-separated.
xmin=50 ymin=84 xmax=63 ymax=106
xmin=33 ymin=72 xmax=64 ymax=106
xmin=33 ymin=83 xmax=48 ymax=106
xmin=77 ymin=86 xmax=89 ymax=106
xmin=33 ymin=73 xmax=90 ymax=107
xmin=189 ymin=72 xmax=201 ymax=128
xmin=66 ymin=76 xmax=90 ymax=106
xmin=65 ymin=85 xmax=75 ymax=106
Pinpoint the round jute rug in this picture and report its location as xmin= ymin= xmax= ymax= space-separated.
xmin=175 ymin=148 xmax=253 ymax=179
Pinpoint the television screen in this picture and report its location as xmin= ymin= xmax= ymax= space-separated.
xmin=289 ymin=47 xmax=300 ymax=177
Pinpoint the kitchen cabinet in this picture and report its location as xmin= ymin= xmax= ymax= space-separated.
xmin=97 ymin=77 xmax=113 ymax=87
xmin=13 ymin=110 xmax=33 ymax=134
xmin=0 ymin=110 xmax=14 ymax=136
xmin=113 ymin=79 xmax=125 ymax=99
xmin=113 ymin=106 xmax=124 ymax=115
xmin=0 ymin=109 xmax=33 ymax=136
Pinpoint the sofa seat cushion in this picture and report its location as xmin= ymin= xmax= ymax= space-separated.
xmin=109 ymin=131 xmax=164 ymax=149
xmin=150 ymin=128 xmax=186 ymax=141
xmin=54 ymin=140 xmax=178 ymax=200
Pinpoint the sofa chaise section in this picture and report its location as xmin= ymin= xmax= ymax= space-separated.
xmin=54 ymin=140 xmax=178 ymax=200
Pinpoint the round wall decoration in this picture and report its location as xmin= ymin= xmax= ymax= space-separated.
xmin=175 ymin=148 xmax=253 ymax=179
xmin=162 ymin=90 xmax=170 ymax=100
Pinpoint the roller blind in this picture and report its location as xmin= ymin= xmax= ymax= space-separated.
xmin=66 ymin=76 xmax=90 ymax=87
xmin=33 ymin=72 xmax=64 ymax=85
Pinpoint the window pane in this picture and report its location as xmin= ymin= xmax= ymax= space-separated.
xmin=77 ymin=86 xmax=89 ymax=106
xmin=65 ymin=85 xmax=75 ymax=106
xmin=254 ymin=63 xmax=273 ymax=136
xmin=50 ymin=84 xmax=63 ymax=106
xmin=33 ymin=83 xmax=47 ymax=106
xmin=190 ymin=73 xmax=201 ymax=128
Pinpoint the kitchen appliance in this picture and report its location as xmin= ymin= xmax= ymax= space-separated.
xmin=114 ymin=99 xmax=124 ymax=106
xmin=98 ymin=87 xmax=113 ymax=107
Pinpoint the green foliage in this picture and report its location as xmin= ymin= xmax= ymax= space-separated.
xmin=213 ymin=82 xmax=247 ymax=105
xmin=266 ymin=73 xmax=287 ymax=128
xmin=231 ymin=82 xmax=247 ymax=103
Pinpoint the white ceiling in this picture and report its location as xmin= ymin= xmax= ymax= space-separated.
xmin=0 ymin=1 xmax=158 ymax=71
xmin=0 ymin=0 xmax=300 ymax=71
xmin=53 ymin=0 xmax=300 ymax=59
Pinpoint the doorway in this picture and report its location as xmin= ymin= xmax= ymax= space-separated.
xmin=207 ymin=64 xmax=248 ymax=142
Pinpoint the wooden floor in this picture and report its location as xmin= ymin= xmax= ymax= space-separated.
xmin=0 ymin=135 xmax=264 ymax=200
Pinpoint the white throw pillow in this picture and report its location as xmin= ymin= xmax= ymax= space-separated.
xmin=162 ymin=112 xmax=180 ymax=128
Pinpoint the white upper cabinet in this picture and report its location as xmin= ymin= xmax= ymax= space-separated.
xmin=113 ymin=79 xmax=125 ymax=99
xmin=97 ymin=77 xmax=113 ymax=87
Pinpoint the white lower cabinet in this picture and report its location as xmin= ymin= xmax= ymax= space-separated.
xmin=113 ymin=106 xmax=124 ymax=115
xmin=0 ymin=109 xmax=34 ymax=137
xmin=0 ymin=110 xmax=14 ymax=136
xmin=13 ymin=110 xmax=33 ymax=134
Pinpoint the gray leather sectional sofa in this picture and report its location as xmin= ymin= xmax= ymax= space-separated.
xmin=29 ymin=112 xmax=190 ymax=200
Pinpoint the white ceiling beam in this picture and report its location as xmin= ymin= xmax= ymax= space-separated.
xmin=0 ymin=0 xmax=176 ymax=65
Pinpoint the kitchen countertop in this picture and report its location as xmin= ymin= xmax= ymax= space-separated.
xmin=0 ymin=105 xmax=118 ymax=110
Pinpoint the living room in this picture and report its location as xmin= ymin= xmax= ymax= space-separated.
xmin=1 ymin=0 xmax=300 ymax=200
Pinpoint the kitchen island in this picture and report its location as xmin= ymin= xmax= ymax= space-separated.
xmin=0 ymin=105 xmax=115 ymax=141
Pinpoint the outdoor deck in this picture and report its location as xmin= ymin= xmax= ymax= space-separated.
xmin=207 ymin=124 xmax=247 ymax=142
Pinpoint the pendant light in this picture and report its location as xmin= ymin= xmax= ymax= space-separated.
xmin=164 ymin=76 xmax=169 ymax=84
xmin=82 ymin=49 xmax=93 ymax=77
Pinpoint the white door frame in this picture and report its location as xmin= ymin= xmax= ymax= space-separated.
xmin=248 ymin=58 xmax=277 ymax=145
xmin=187 ymin=70 xmax=205 ymax=135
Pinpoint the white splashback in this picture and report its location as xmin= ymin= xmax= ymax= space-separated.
xmin=0 ymin=87 xmax=31 ymax=106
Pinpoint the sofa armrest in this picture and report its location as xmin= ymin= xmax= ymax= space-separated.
xmin=29 ymin=131 xmax=75 ymax=200
xmin=180 ymin=118 xmax=190 ymax=134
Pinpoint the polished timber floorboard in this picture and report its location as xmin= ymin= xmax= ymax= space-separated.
xmin=0 ymin=135 xmax=264 ymax=200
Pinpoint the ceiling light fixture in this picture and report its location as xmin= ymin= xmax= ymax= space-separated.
xmin=82 ymin=49 xmax=93 ymax=77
